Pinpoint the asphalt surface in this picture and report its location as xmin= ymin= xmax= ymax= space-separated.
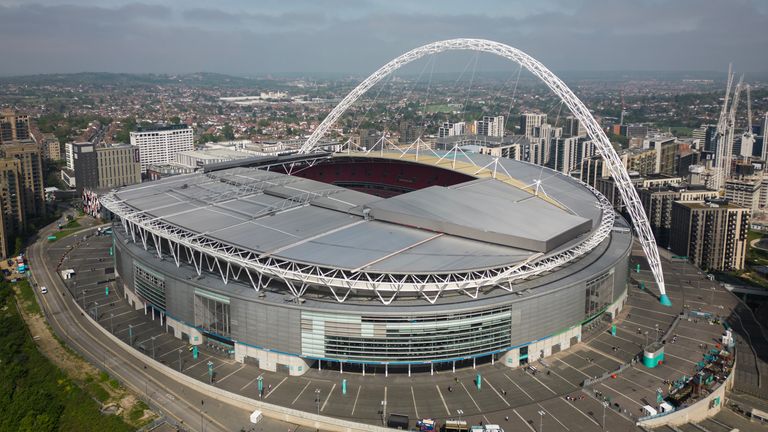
xmin=29 ymin=218 xmax=768 ymax=432
xmin=29 ymin=221 xmax=309 ymax=432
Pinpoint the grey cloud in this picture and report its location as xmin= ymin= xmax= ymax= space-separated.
xmin=0 ymin=0 xmax=765 ymax=76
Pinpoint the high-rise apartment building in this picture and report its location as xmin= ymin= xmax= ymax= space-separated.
xmin=564 ymin=116 xmax=587 ymax=138
xmin=579 ymin=156 xmax=609 ymax=189
xmin=97 ymin=144 xmax=142 ymax=189
xmin=619 ymin=148 xmax=657 ymax=176
xmin=548 ymin=136 xmax=581 ymax=174
xmin=398 ymin=121 xmax=424 ymax=144
xmin=724 ymin=178 xmax=762 ymax=212
xmin=73 ymin=142 xmax=142 ymax=192
xmin=39 ymin=133 xmax=61 ymax=160
xmin=71 ymin=142 xmax=98 ymax=192
xmin=476 ymin=116 xmax=505 ymax=138
xmin=0 ymin=159 xmax=24 ymax=258
xmin=670 ymin=200 xmax=749 ymax=271
xmin=130 ymin=124 xmax=194 ymax=172
xmin=638 ymin=185 xmax=719 ymax=248
xmin=520 ymin=113 xmax=547 ymax=137
xmin=2 ymin=141 xmax=45 ymax=218
xmin=0 ymin=109 xmax=30 ymax=143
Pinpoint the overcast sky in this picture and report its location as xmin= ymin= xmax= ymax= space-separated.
xmin=1 ymin=0 xmax=766 ymax=76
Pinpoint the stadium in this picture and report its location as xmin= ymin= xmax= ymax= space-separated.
xmin=101 ymin=150 xmax=632 ymax=376
xmin=100 ymin=39 xmax=667 ymax=377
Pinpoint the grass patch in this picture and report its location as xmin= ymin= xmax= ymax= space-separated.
xmin=0 ymin=284 xmax=133 ymax=432
xmin=108 ymin=379 xmax=120 ymax=390
xmin=128 ymin=401 xmax=148 ymax=423
xmin=16 ymin=279 xmax=41 ymax=315
xmin=63 ymin=219 xmax=81 ymax=229
xmin=48 ymin=228 xmax=81 ymax=242
xmin=425 ymin=103 xmax=455 ymax=113
xmin=99 ymin=371 xmax=109 ymax=382
xmin=85 ymin=381 xmax=110 ymax=403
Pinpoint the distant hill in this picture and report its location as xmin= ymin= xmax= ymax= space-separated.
xmin=0 ymin=72 xmax=290 ymax=89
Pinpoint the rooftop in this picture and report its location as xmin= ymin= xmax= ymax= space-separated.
xmin=110 ymin=155 xmax=603 ymax=275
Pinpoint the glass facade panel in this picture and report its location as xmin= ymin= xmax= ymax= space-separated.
xmin=585 ymin=270 xmax=614 ymax=318
xmin=301 ymin=307 xmax=511 ymax=362
xmin=194 ymin=290 xmax=231 ymax=338
xmin=134 ymin=262 xmax=166 ymax=311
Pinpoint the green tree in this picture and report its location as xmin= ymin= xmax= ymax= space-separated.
xmin=221 ymin=124 xmax=235 ymax=140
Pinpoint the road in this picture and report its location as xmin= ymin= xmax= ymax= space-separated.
xmin=27 ymin=221 xmax=300 ymax=432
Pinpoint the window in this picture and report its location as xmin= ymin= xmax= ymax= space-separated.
xmin=134 ymin=263 xmax=166 ymax=310
xmin=194 ymin=289 xmax=231 ymax=338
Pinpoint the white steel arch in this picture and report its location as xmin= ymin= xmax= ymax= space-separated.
xmin=300 ymin=38 xmax=670 ymax=305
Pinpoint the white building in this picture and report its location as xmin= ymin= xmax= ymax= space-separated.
xmin=438 ymin=122 xmax=466 ymax=138
xmin=520 ymin=113 xmax=547 ymax=137
xmin=476 ymin=116 xmax=505 ymax=138
xmin=130 ymin=125 xmax=194 ymax=172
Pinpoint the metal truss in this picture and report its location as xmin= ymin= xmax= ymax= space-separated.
xmin=298 ymin=38 xmax=668 ymax=301
xmin=102 ymin=178 xmax=614 ymax=305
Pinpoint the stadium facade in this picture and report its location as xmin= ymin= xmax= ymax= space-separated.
xmin=102 ymin=152 xmax=631 ymax=376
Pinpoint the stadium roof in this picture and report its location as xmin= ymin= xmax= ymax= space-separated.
xmin=111 ymin=158 xmax=601 ymax=275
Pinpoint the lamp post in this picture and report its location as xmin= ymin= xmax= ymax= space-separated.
xmin=602 ymin=401 xmax=608 ymax=432
xmin=315 ymin=389 xmax=321 ymax=416
xmin=200 ymin=399 xmax=205 ymax=432
xmin=94 ymin=301 xmax=99 ymax=320
xmin=151 ymin=336 xmax=156 ymax=359
xmin=110 ymin=313 xmax=114 ymax=333
xmin=382 ymin=400 xmax=388 ymax=425
xmin=538 ymin=410 xmax=546 ymax=432
xmin=128 ymin=324 xmax=133 ymax=345
xmin=178 ymin=348 xmax=183 ymax=372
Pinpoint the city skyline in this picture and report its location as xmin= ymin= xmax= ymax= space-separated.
xmin=0 ymin=0 xmax=767 ymax=76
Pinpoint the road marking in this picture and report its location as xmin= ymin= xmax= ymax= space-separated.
xmin=241 ymin=375 xmax=260 ymax=392
xmin=352 ymin=385 xmax=362 ymax=416
xmin=216 ymin=364 xmax=245 ymax=383
xmin=556 ymin=358 xmax=591 ymax=379
xmin=629 ymin=305 xmax=676 ymax=317
xmin=618 ymin=375 xmax=650 ymax=391
xmin=321 ymin=383 xmax=336 ymax=411
xmin=513 ymin=409 xmax=536 ymax=432
xmin=292 ymin=380 xmax=311 ymax=405
xmin=504 ymin=372 xmax=534 ymax=400
xmin=527 ymin=370 xmax=557 ymax=394
xmin=538 ymin=403 xmax=570 ymax=430
xmin=410 ymin=386 xmax=419 ymax=418
xmin=562 ymin=397 xmax=600 ymax=426
xmin=184 ymin=355 xmax=211 ymax=372
xmin=459 ymin=381 xmax=481 ymax=411
xmin=31 ymin=228 xmax=232 ymax=432
xmin=264 ymin=376 xmax=287 ymax=399
xmin=546 ymin=365 xmax=579 ymax=387
xmin=483 ymin=377 xmax=510 ymax=406
xmin=663 ymin=351 xmax=697 ymax=365
xmin=435 ymin=384 xmax=451 ymax=415
xmin=600 ymin=382 xmax=643 ymax=407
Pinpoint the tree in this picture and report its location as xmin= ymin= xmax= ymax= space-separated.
xmin=221 ymin=124 xmax=235 ymax=140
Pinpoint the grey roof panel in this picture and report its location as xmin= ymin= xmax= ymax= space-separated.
xmin=368 ymin=234 xmax=533 ymax=273
xmin=365 ymin=179 xmax=591 ymax=252
xmin=275 ymin=221 xmax=435 ymax=269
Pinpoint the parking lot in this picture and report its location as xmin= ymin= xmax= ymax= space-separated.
xmin=47 ymin=227 xmax=749 ymax=431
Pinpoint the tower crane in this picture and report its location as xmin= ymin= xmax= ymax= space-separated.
xmin=723 ymin=76 xmax=744 ymax=180
xmin=713 ymin=65 xmax=734 ymax=190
